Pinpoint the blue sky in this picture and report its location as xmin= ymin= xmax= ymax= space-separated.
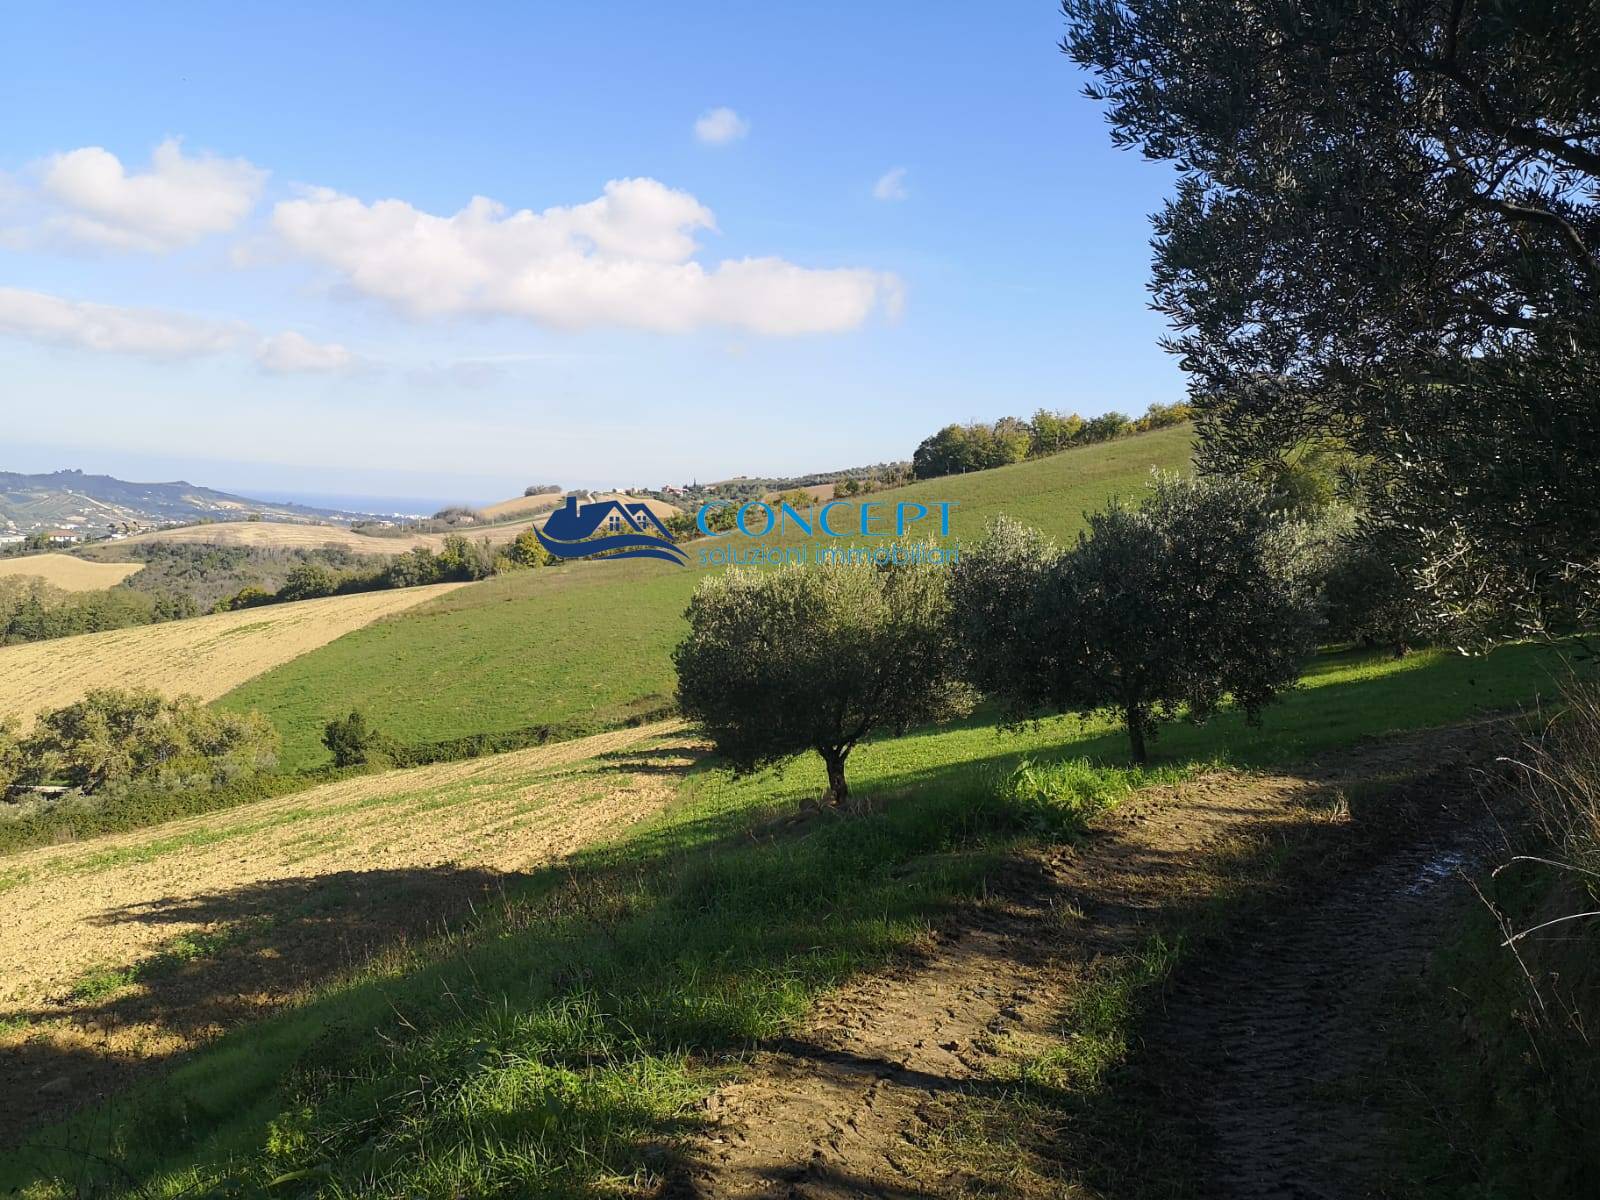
xmin=1 ymin=1 xmax=1182 ymax=505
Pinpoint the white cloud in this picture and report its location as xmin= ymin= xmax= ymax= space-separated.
xmin=872 ymin=167 xmax=909 ymax=202
xmin=694 ymin=107 xmax=749 ymax=146
xmin=0 ymin=286 xmax=242 ymax=357
xmin=256 ymin=330 xmax=356 ymax=373
xmin=269 ymin=177 xmax=900 ymax=335
xmin=10 ymin=138 xmax=265 ymax=252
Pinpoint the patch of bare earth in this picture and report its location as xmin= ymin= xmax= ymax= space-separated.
xmin=0 ymin=720 xmax=701 ymax=1137
xmin=675 ymin=722 xmax=1507 ymax=1199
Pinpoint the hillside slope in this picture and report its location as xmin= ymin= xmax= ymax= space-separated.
xmin=0 ymin=554 xmax=143 ymax=591
xmin=0 ymin=583 xmax=464 ymax=725
xmin=0 ymin=469 xmax=364 ymax=535
xmin=219 ymin=425 xmax=1194 ymax=770
xmin=116 ymin=518 xmax=540 ymax=556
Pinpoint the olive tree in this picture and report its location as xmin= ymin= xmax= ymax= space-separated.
xmin=1063 ymin=1 xmax=1600 ymax=642
xmin=674 ymin=563 xmax=968 ymax=805
xmin=952 ymin=475 xmax=1318 ymax=762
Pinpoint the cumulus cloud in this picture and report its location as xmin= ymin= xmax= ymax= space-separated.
xmin=6 ymin=139 xmax=265 ymax=252
xmin=0 ymin=286 xmax=242 ymax=357
xmin=255 ymin=330 xmax=357 ymax=373
xmin=693 ymin=107 xmax=750 ymax=145
xmin=872 ymin=167 xmax=909 ymax=202
xmin=269 ymin=177 xmax=899 ymax=335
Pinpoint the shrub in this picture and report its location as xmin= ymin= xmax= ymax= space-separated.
xmin=215 ymin=584 xmax=274 ymax=613
xmin=523 ymin=484 xmax=562 ymax=497
xmin=504 ymin=528 xmax=550 ymax=569
xmin=0 ymin=718 xmax=23 ymax=798
xmin=26 ymin=688 xmax=279 ymax=794
xmin=438 ymin=534 xmax=495 ymax=581
xmin=277 ymin=562 xmax=341 ymax=602
xmin=322 ymin=710 xmax=398 ymax=768
xmin=674 ymin=562 xmax=968 ymax=805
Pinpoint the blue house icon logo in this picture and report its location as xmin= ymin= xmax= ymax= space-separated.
xmin=535 ymin=495 xmax=688 ymax=565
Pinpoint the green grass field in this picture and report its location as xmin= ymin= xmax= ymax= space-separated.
xmin=6 ymin=635 xmax=1565 ymax=1197
xmin=219 ymin=425 xmax=1196 ymax=770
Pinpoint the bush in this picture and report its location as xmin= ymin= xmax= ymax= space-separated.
xmin=523 ymin=484 xmax=562 ymax=497
xmin=504 ymin=528 xmax=550 ymax=569
xmin=438 ymin=534 xmax=495 ymax=581
xmin=26 ymin=688 xmax=280 ymax=794
xmin=674 ymin=562 xmax=968 ymax=804
xmin=0 ymin=718 xmax=23 ymax=798
xmin=278 ymin=562 xmax=341 ymax=602
xmin=322 ymin=710 xmax=398 ymax=768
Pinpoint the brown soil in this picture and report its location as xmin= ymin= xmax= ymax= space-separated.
xmin=0 ymin=720 xmax=700 ymax=1137
xmin=674 ymin=722 xmax=1508 ymax=1199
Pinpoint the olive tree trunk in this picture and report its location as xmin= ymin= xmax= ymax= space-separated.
xmin=820 ymin=745 xmax=850 ymax=806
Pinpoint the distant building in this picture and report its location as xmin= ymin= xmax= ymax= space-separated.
xmin=0 ymin=534 xmax=23 ymax=546
xmin=43 ymin=530 xmax=81 ymax=545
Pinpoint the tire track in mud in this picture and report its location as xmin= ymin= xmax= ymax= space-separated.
xmin=1143 ymin=791 xmax=1497 ymax=1199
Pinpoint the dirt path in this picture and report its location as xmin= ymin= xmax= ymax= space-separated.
xmin=676 ymin=723 xmax=1505 ymax=1199
xmin=1 ymin=720 xmax=699 ymax=1136
xmin=1138 ymin=782 xmax=1498 ymax=1199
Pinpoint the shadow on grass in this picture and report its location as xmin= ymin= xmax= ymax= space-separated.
xmin=1 ymin=643 xmax=1561 ymax=1195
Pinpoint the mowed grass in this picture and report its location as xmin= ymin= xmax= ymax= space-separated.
xmin=218 ymin=425 xmax=1196 ymax=769
xmin=4 ymin=636 xmax=1563 ymax=1198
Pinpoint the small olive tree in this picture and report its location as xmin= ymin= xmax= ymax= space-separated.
xmin=674 ymin=563 xmax=968 ymax=805
xmin=952 ymin=475 xmax=1318 ymax=762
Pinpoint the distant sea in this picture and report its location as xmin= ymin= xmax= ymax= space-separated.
xmin=243 ymin=489 xmax=468 ymax=520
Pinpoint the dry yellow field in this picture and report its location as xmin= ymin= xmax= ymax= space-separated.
xmin=118 ymin=519 xmax=538 ymax=555
xmin=480 ymin=492 xmax=567 ymax=520
xmin=0 ymin=554 xmax=144 ymax=591
xmin=481 ymin=492 xmax=681 ymax=521
xmin=0 ymin=581 xmax=465 ymax=723
xmin=0 ymin=721 xmax=697 ymax=1131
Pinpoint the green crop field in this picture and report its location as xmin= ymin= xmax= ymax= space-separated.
xmin=219 ymin=425 xmax=1196 ymax=770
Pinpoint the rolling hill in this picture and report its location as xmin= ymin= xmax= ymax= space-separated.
xmin=0 ymin=553 xmax=144 ymax=591
xmin=0 ymin=583 xmax=465 ymax=726
xmin=218 ymin=424 xmax=1196 ymax=769
xmin=0 ymin=469 xmax=369 ymax=536
xmin=114 ymin=518 xmax=541 ymax=556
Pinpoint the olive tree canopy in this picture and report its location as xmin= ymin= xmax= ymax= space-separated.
xmin=952 ymin=475 xmax=1318 ymax=761
xmin=674 ymin=563 xmax=967 ymax=805
xmin=1062 ymin=0 xmax=1600 ymax=641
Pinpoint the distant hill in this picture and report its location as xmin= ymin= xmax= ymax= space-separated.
xmin=0 ymin=469 xmax=373 ymax=537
